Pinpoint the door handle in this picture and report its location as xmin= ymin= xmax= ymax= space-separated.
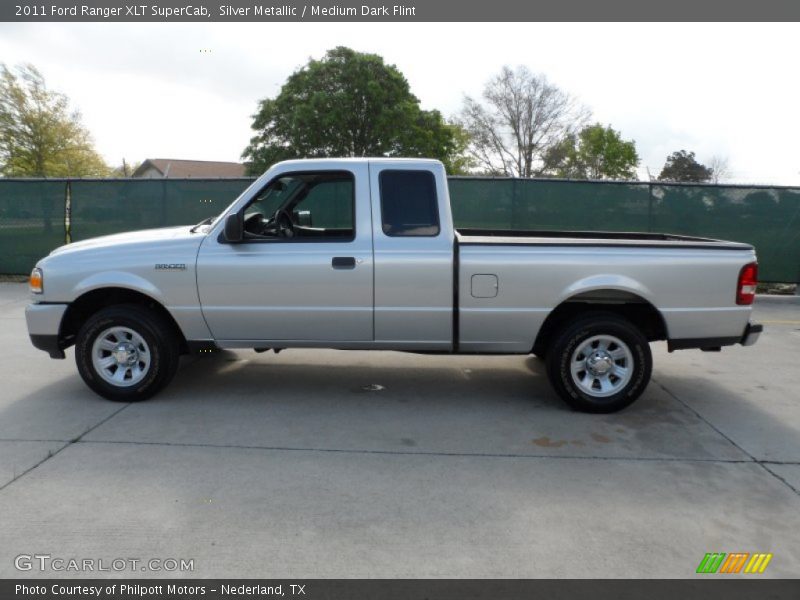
xmin=331 ymin=256 xmax=357 ymax=269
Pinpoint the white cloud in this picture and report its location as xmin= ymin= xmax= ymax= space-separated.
xmin=0 ymin=22 xmax=797 ymax=184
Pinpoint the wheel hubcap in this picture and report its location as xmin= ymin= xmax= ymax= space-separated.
xmin=586 ymin=351 xmax=614 ymax=375
xmin=92 ymin=326 xmax=151 ymax=387
xmin=111 ymin=342 xmax=138 ymax=365
xmin=570 ymin=335 xmax=634 ymax=398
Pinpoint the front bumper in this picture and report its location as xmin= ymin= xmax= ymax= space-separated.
xmin=25 ymin=303 xmax=68 ymax=359
xmin=740 ymin=321 xmax=763 ymax=347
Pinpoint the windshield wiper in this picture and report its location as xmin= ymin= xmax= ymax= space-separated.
xmin=189 ymin=217 xmax=214 ymax=233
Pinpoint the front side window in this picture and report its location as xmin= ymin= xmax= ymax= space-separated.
xmin=242 ymin=171 xmax=355 ymax=241
xmin=379 ymin=170 xmax=440 ymax=237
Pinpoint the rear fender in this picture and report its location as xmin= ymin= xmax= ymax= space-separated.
xmin=557 ymin=274 xmax=655 ymax=306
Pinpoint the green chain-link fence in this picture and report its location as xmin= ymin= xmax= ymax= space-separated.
xmin=1 ymin=177 xmax=798 ymax=282
xmin=69 ymin=179 xmax=252 ymax=241
xmin=0 ymin=180 xmax=67 ymax=275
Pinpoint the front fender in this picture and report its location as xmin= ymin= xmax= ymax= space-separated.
xmin=71 ymin=271 xmax=165 ymax=303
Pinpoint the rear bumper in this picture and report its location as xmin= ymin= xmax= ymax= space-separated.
xmin=25 ymin=303 xmax=68 ymax=359
xmin=667 ymin=321 xmax=763 ymax=352
xmin=740 ymin=321 xmax=763 ymax=347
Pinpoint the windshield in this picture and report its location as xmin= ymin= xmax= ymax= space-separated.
xmin=245 ymin=176 xmax=304 ymax=219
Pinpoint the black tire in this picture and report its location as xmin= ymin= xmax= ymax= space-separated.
xmin=75 ymin=304 xmax=180 ymax=402
xmin=545 ymin=312 xmax=652 ymax=413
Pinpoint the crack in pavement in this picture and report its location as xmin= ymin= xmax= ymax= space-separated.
xmin=655 ymin=377 xmax=800 ymax=497
xmin=70 ymin=438 xmax=800 ymax=468
xmin=759 ymin=464 xmax=800 ymax=496
xmin=0 ymin=402 xmax=132 ymax=493
xmin=0 ymin=438 xmax=73 ymax=443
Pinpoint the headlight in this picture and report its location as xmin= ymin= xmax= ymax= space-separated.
xmin=29 ymin=268 xmax=43 ymax=294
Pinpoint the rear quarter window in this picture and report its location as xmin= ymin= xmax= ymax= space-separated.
xmin=379 ymin=170 xmax=440 ymax=237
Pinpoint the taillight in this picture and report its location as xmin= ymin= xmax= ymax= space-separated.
xmin=736 ymin=262 xmax=758 ymax=305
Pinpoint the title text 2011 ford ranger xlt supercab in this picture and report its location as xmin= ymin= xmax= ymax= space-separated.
xmin=25 ymin=158 xmax=762 ymax=412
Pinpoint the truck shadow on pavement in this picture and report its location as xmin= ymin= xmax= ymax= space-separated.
xmin=4 ymin=348 xmax=798 ymax=469
xmin=167 ymin=349 xmax=555 ymax=408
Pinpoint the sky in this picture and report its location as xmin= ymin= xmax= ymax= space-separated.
xmin=0 ymin=22 xmax=798 ymax=184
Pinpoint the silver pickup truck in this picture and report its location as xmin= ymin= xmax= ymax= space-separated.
xmin=25 ymin=158 xmax=762 ymax=412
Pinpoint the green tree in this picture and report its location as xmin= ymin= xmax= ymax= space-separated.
xmin=543 ymin=123 xmax=639 ymax=180
xmin=0 ymin=63 xmax=109 ymax=177
xmin=242 ymin=47 xmax=470 ymax=174
xmin=658 ymin=150 xmax=713 ymax=182
xmin=396 ymin=109 xmax=473 ymax=175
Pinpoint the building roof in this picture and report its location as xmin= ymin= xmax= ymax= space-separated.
xmin=133 ymin=159 xmax=247 ymax=178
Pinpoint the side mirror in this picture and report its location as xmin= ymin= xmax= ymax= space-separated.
xmin=295 ymin=209 xmax=312 ymax=227
xmin=224 ymin=213 xmax=243 ymax=242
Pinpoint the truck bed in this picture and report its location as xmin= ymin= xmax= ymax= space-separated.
xmin=456 ymin=228 xmax=754 ymax=251
xmin=454 ymin=226 xmax=756 ymax=354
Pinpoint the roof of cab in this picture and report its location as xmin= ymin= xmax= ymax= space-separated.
xmin=273 ymin=157 xmax=443 ymax=166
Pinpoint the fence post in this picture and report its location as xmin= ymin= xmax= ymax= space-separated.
xmin=511 ymin=178 xmax=520 ymax=229
xmin=161 ymin=179 xmax=168 ymax=227
xmin=64 ymin=180 xmax=72 ymax=244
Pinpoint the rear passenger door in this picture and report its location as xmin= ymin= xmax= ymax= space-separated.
xmin=369 ymin=162 xmax=454 ymax=350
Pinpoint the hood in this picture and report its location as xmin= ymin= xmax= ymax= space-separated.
xmin=48 ymin=226 xmax=204 ymax=257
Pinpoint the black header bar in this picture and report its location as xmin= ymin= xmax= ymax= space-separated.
xmin=4 ymin=0 xmax=800 ymax=22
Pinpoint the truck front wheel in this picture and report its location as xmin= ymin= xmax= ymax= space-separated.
xmin=75 ymin=304 xmax=180 ymax=402
xmin=545 ymin=313 xmax=652 ymax=413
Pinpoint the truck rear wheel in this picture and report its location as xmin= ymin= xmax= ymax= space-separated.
xmin=75 ymin=304 xmax=180 ymax=402
xmin=545 ymin=312 xmax=652 ymax=413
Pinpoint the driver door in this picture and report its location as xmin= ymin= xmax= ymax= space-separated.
xmin=196 ymin=166 xmax=374 ymax=343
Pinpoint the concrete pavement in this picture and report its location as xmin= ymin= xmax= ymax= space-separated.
xmin=0 ymin=283 xmax=798 ymax=577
